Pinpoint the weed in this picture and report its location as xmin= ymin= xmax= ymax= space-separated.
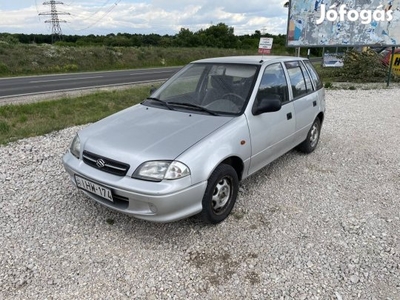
xmin=18 ymin=115 xmax=27 ymax=123
xmin=232 ymin=210 xmax=246 ymax=220
xmin=106 ymin=218 xmax=115 ymax=225
xmin=0 ymin=121 xmax=10 ymax=134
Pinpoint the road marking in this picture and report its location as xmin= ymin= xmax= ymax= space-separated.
xmin=30 ymin=76 xmax=104 ymax=84
xmin=130 ymin=70 xmax=174 ymax=76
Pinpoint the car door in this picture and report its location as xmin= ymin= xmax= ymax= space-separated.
xmin=247 ymin=62 xmax=296 ymax=176
xmin=284 ymin=60 xmax=321 ymax=145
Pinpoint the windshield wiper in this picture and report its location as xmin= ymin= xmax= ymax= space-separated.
xmin=167 ymin=102 xmax=219 ymax=116
xmin=145 ymin=97 xmax=174 ymax=110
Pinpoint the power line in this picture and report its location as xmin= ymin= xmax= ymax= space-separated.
xmin=37 ymin=0 xmax=121 ymax=35
xmin=66 ymin=0 xmax=121 ymax=32
xmin=78 ymin=1 xmax=121 ymax=31
xmin=39 ymin=1 xmax=70 ymax=42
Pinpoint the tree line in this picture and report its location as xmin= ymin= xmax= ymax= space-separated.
xmin=0 ymin=23 xmax=288 ymax=51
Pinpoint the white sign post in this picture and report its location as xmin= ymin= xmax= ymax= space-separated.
xmin=258 ymin=37 xmax=274 ymax=54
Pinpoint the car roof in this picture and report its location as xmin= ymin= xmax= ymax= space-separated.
xmin=193 ymin=55 xmax=308 ymax=65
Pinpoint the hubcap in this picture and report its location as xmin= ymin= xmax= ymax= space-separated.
xmin=211 ymin=177 xmax=232 ymax=214
xmin=310 ymin=123 xmax=319 ymax=148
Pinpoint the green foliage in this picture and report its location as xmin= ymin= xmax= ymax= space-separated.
xmin=0 ymin=62 xmax=10 ymax=75
xmin=0 ymin=24 xmax=284 ymax=51
xmin=334 ymin=49 xmax=395 ymax=82
xmin=0 ymin=23 xmax=294 ymax=78
xmin=0 ymin=120 xmax=10 ymax=134
xmin=0 ymin=45 xmax=256 ymax=77
xmin=0 ymin=34 xmax=20 ymax=45
xmin=63 ymin=64 xmax=79 ymax=72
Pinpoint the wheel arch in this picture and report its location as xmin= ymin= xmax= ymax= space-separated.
xmin=220 ymin=156 xmax=245 ymax=181
xmin=317 ymin=112 xmax=324 ymax=125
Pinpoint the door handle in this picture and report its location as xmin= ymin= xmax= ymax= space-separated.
xmin=313 ymin=100 xmax=317 ymax=107
xmin=287 ymin=112 xmax=292 ymax=120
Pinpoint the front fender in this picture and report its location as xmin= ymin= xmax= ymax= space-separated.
xmin=177 ymin=115 xmax=251 ymax=184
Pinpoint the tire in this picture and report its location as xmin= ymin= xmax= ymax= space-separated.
xmin=297 ymin=118 xmax=321 ymax=154
xmin=201 ymin=164 xmax=239 ymax=224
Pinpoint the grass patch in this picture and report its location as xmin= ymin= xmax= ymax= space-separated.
xmin=0 ymin=85 xmax=152 ymax=145
xmin=0 ymin=44 xmax=256 ymax=77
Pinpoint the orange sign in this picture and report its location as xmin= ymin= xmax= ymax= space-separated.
xmin=392 ymin=53 xmax=400 ymax=76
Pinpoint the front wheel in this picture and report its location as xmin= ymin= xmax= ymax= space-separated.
xmin=201 ymin=164 xmax=239 ymax=224
xmin=297 ymin=118 xmax=321 ymax=154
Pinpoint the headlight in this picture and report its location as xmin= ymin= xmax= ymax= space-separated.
xmin=133 ymin=161 xmax=190 ymax=181
xmin=70 ymin=134 xmax=81 ymax=159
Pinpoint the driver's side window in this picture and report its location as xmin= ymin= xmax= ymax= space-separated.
xmin=257 ymin=63 xmax=289 ymax=104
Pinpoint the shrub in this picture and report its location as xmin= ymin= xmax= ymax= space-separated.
xmin=336 ymin=49 xmax=395 ymax=82
xmin=0 ymin=62 xmax=9 ymax=75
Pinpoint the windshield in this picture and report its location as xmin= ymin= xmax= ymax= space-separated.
xmin=147 ymin=63 xmax=259 ymax=115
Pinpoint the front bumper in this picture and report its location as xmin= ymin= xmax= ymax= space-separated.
xmin=62 ymin=151 xmax=207 ymax=222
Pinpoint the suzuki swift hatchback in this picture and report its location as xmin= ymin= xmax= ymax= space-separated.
xmin=63 ymin=56 xmax=325 ymax=224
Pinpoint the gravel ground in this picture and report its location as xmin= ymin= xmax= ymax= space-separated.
xmin=1 ymin=88 xmax=400 ymax=299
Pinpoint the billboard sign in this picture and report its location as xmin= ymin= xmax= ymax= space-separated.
xmin=287 ymin=0 xmax=400 ymax=47
xmin=258 ymin=37 xmax=274 ymax=54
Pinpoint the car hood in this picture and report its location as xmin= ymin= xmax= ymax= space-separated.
xmin=80 ymin=104 xmax=234 ymax=172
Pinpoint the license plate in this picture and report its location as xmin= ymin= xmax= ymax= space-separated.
xmin=75 ymin=175 xmax=113 ymax=202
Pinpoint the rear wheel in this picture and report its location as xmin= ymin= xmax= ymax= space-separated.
xmin=297 ymin=118 xmax=321 ymax=154
xmin=201 ymin=164 xmax=239 ymax=224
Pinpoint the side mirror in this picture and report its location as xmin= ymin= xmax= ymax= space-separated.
xmin=252 ymin=94 xmax=282 ymax=115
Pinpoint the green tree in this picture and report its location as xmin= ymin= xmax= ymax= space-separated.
xmin=175 ymin=28 xmax=199 ymax=47
xmin=201 ymin=23 xmax=237 ymax=48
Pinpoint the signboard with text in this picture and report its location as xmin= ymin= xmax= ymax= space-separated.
xmin=287 ymin=0 xmax=400 ymax=47
xmin=258 ymin=37 xmax=274 ymax=54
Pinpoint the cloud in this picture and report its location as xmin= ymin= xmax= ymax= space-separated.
xmin=0 ymin=0 xmax=289 ymax=36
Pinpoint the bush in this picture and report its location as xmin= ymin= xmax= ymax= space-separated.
xmin=0 ymin=62 xmax=9 ymax=75
xmin=335 ymin=49 xmax=396 ymax=82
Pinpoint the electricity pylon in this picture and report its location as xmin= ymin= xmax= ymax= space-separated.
xmin=39 ymin=1 xmax=70 ymax=43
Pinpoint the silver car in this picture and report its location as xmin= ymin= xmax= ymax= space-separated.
xmin=63 ymin=55 xmax=325 ymax=224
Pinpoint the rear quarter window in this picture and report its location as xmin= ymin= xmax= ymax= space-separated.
xmin=284 ymin=61 xmax=311 ymax=99
xmin=303 ymin=60 xmax=323 ymax=90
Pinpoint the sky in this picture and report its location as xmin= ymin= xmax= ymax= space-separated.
xmin=0 ymin=0 xmax=289 ymax=36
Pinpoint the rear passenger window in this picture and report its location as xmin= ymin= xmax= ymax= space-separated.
xmin=257 ymin=63 xmax=288 ymax=103
xmin=303 ymin=60 xmax=323 ymax=90
xmin=285 ymin=61 xmax=312 ymax=99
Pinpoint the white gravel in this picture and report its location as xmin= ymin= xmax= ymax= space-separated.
xmin=1 ymin=88 xmax=400 ymax=299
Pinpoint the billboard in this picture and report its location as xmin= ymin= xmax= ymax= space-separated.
xmin=287 ymin=0 xmax=400 ymax=47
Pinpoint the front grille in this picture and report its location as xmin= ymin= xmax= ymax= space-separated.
xmin=83 ymin=150 xmax=130 ymax=176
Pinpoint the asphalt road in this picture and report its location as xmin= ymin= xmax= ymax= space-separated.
xmin=0 ymin=67 xmax=181 ymax=99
